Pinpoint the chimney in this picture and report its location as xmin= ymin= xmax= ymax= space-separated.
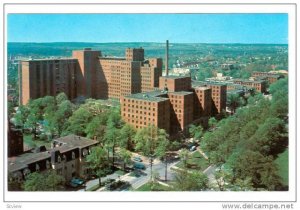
xmin=165 ymin=40 xmax=169 ymax=76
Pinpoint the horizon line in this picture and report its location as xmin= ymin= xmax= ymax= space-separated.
xmin=7 ymin=41 xmax=288 ymax=45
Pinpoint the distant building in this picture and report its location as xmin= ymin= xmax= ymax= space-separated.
xmin=19 ymin=47 xmax=162 ymax=105
xmin=221 ymin=63 xmax=234 ymax=70
xmin=233 ymin=79 xmax=267 ymax=93
xmin=171 ymin=68 xmax=191 ymax=75
xmin=251 ymin=71 xmax=285 ymax=85
xmin=8 ymin=135 xmax=98 ymax=183
xmin=205 ymin=73 xmax=232 ymax=82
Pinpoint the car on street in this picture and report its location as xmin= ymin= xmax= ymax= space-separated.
xmin=71 ymin=178 xmax=85 ymax=186
xmin=189 ymin=145 xmax=196 ymax=151
xmin=105 ymin=180 xmax=131 ymax=191
xmin=133 ymin=156 xmax=143 ymax=162
xmin=133 ymin=162 xmax=146 ymax=170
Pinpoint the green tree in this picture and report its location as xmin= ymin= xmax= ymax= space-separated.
xmin=119 ymin=124 xmax=136 ymax=150
xmin=55 ymin=100 xmax=74 ymax=136
xmin=45 ymin=170 xmax=65 ymax=191
xmin=173 ymin=170 xmax=209 ymax=191
xmin=248 ymin=117 xmax=287 ymax=156
xmin=103 ymin=117 xmax=120 ymax=169
xmin=208 ymin=117 xmax=218 ymax=130
xmin=23 ymin=171 xmax=65 ymax=191
xmin=118 ymin=148 xmax=132 ymax=171
xmin=227 ymin=94 xmax=245 ymax=114
xmin=85 ymin=116 xmax=106 ymax=142
xmin=134 ymin=125 xmax=169 ymax=180
xmin=86 ymin=147 xmax=109 ymax=186
xmin=231 ymin=150 xmax=282 ymax=190
xmin=65 ymin=107 xmax=93 ymax=136
xmin=189 ymin=124 xmax=204 ymax=141
xmin=179 ymin=149 xmax=190 ymax=168
xmin=13 ymin=105 xmax=29 ymax=131
xmin=55 ymin=92 xmax=68 ymax=105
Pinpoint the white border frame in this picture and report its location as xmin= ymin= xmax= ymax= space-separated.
xmin=1 ymin=2 xmax=297 ymax=203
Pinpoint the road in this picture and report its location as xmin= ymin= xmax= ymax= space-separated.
xmin=77 ymin=157 xmax=180 ymax=191
xmin=122 ymin=158 xmax=179 ymax=189
xmin=79 ymin=148 xmax=216 ymax=191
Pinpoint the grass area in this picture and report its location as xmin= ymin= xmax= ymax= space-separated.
xmin=175 ymin=151 xmax=209 ymax=171
xmin=135 ymin=182 xmax=171 ymax=191
xmin=275 ymin=149 xmax=288 ymax=186
xmin=114 ymin=170 xmax=125 ymax=176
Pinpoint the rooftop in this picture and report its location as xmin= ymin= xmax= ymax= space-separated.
xmin=8 ymin=135 xmax=98 ymax=173
xmin=161 ymin=75 xmax=191 ymax=79
xmin=192 ymin=80 xmax=227 ymax=87
xmin=168 ymin=91 xmax=194 ymax=96
xmin=99 ymin=56 xmax=126 ymax=61
xmin=233 ymin=79 xmax=266 ymax=84
xmin=22 ymin=58 xmax=77 ymax=62
xmin=53 ymin=134 xmax=98 ymax=151
xmin=124 ymin=90 xmax=169 ymax=102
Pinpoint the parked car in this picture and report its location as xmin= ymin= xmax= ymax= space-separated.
xmin=189 ymin=145 xmax=197 ymax=151
xmin=103 ymin=178 xmax=115 ymax=186
xmin=71 ymin=178 xmax=85 ymax=186
xmin=106 ymin=180 xmax=131 ymax=191
xmin=68 ymin=182 xmax=78 ymax=188
xmin=133 ymin=156 xmax=143 ymax=162
xmin=133 ymin=162 xmax=146 ymax=170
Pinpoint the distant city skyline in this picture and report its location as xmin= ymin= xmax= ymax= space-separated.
xmin=8 ymin=14 xmax=288 ymax=44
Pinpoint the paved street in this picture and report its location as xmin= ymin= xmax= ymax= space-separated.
xmin=77 ymin=147 xmax=216 ymax=192
xmin=77 ymin=157 xmax=180 ymax=191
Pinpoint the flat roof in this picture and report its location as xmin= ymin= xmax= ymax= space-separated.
xmin=21 ymin=58 xmax=77 ymax=62
xmin=233 ymin=79 xmax=265 ymax=84
xmin=193 ymin=86 xmax=211 ymax=90
xmin=192 ymin=80 xmax=227 ymax=87
xmin=168 ymin=91 xmax=194 ymax=96
xmin=160 ymin=75 xmax=191 ymax=79
xmin=99 ymin=57 xmax=126 ymax=61
xmin=124 ymin=90 xmax=169 ymax=102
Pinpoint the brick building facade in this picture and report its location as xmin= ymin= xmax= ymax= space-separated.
xmin=19 ymin=48 xmax=162 ymax=105
xmin=251 ymin=71 xmax=284 ymax=85
xmin=121 ymin=76 xmax=227 ymax=135
xmin=233 ymin=79 xmax=267 ymax=93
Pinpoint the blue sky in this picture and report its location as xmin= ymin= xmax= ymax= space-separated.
xmin=7 ymin=14 xmax=288 ymax=44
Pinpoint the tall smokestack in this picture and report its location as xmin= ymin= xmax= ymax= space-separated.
xmin=165 ymin=40 xmax=169 ymax=76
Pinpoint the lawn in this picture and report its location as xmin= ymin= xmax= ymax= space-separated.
xmin=175 ymin=151 xmax=209 ymax=171
xmin=135 ymin=182 xmax=171 ymax=191
xmin=275 ymin=149 xmax=288 ymax=186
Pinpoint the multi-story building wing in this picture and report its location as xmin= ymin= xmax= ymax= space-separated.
xmin=168 ymin=91 xmax=194 ymax=133
xmin=233 ymin=79 xmax=267 ymax=93
xmin=19 ymin=58 xmax=77 ymax=105
xmin=19 ymin=47 xmax=162 ymax=105
xmin=120 ymin=91 xmax=170 ymax=133
xmin=192 ymin=81 xmax=227 ymax=115
xmin=193 ymin=86 xmax=212 ymax=119
xmin=121 ymin=76 xmax=226 ymax=135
